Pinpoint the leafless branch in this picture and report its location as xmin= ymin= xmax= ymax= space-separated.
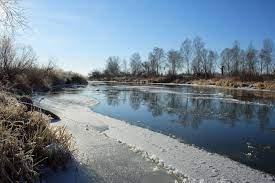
xmin=0 ymin=0 xmax=27 ymax=31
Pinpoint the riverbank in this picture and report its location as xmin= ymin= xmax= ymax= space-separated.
xmin=37 ymin=92 xmax=275 ymax=183
xmin=191 ymin=78 xmax=275 ymax=90
xmin=90 ymin=76 xmax=275 ymax=91
xmin=35 ymin=95 xmax=180 ymax=183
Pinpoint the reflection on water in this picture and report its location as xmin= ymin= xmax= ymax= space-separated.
xmin=90 ymin=84 xmax=275 ymax=174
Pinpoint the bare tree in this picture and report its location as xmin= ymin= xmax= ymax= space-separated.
xmin=130 ymin=52 xmax=142 ymax=76
xmin=180 ymin=38 xmax=192 ymax=74
xmin=239 ymin=49 xmax=246 ymax=74
xmin=148 ymin=52 xmax=156 ymax=76
xmin=201 ymin=48 xmax=208 ymax=77
xmin=259 ymin=49 xmax=265 ymax=75
xmin=104 ymin=56 xmax=120 ymax=77
xmin=245 ymin=42 xmax=257 ymax=76
xmin=88 ymin=69 xmax=102 ymax=80
xmin=121 ymin=59 xmax=128 ymax=74
xmin=0 ymin=35 xmax=16 ymax=80
xmin=0 ymin=35 xmax=36 ymax=82
xmin=142 ymin=61 xmax=150 ymax=76
xmin=148 ymin=47 xmax=165 ymax=76
xmin=219 ymin=41 xmax=241 ymax=76
xmin=0 ymin=0 xmax=26 ymax=31
xmin=153 ymin=47 xmax=165 ymax=75
xmin=167 ymin=49 xmax=182 ymax=76
xmin=201 ymin=48 xmax=217 ymax=77
xmin=207 ymin=50 xmax=218 ymax=76
xmin=192 ymin=36 xmax=204 ymax=75
xmin=220 ymin=48 xmax=231 ymax=75
xmin=231 ymin=41 xmax=241 ymax=75
xmin=259 ymin=38 xmax=273 ymax=74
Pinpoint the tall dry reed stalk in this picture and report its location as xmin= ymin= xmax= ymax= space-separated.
xmin=0 ymin=91 xmax=74 ymax=182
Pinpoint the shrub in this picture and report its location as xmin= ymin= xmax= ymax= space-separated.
xmin=0 ymin=35 xmax=88 ymax=94
xmin=88 ymin=70 xmax=103 ymax=80
xmin=69 ymin=73 xmax=88 ymax=85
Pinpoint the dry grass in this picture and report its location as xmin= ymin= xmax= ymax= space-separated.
xmin=0 ymin=35 xmax=88 ymax=95
xmin=253 ymin=82 xmax=275 ymax=90
xmin=0 ymin=91 xmax=74 ymax=182
xmin=191 ymin=78 xmax=275 ymax=90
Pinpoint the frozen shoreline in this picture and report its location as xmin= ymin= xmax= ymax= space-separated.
xmin=37 ymin=96 xmax=178 ymax=183
xmin=89 ymin=80 xmax=275 ymax=93
xmin=37 ymin=94 xmax=275 ymax=183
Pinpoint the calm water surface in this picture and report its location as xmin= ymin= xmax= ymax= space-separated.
xmin=88 ymin=83 xmax=275 ymax=174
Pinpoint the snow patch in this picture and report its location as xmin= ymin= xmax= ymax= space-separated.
xmin=38 ymin=93 xmax=275 ymax=183
xmin=126 ymin=143 xmax=189 ymax=182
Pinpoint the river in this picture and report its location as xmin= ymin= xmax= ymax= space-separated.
xmin=87 ymin=83 xmax=275 ymax=175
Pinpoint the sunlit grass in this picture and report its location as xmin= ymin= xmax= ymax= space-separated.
xmin=0 ymin=91 xmax=74 ymax=182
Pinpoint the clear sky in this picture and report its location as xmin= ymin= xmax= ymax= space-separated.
xmin=19 ymin=0 xmax=275 ymax=75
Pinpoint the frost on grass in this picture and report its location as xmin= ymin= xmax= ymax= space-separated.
xmin=0 ymin=92 xmax=74 ymax=182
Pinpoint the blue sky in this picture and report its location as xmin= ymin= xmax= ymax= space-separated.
xmin=19 ymin=0 xmax=275 ymax=75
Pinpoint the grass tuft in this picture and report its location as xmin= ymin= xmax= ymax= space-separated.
xmin=0 ymin=91 xmax=74 ymax=182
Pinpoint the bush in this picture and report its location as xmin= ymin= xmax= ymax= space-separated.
xmin=88 ymin=70 xmax=103 ymax=80
xmin=63 ymin=71 xmax=88 ymax=85
xmin=0 ymin=92 xmax=74 ymax=182
xmin=0 ymin=36 xmax=88 ymax=94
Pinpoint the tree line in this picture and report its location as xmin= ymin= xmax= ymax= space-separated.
xmin=90 ymin=37 xmax=274 ymax=81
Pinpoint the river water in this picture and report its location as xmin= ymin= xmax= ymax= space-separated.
xmin=86 ymin=83 xmax=275 ymax=175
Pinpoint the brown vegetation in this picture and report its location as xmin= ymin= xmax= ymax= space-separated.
xmin=0 ymin=35 xmax=88 ymax=95
xmin=89 ymin=74 xmax=275 ymax=91
xmin=0 ymin=91 xmax=74 ymax=182
xmin=191 ymin=78 xmax=275 ymax=90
